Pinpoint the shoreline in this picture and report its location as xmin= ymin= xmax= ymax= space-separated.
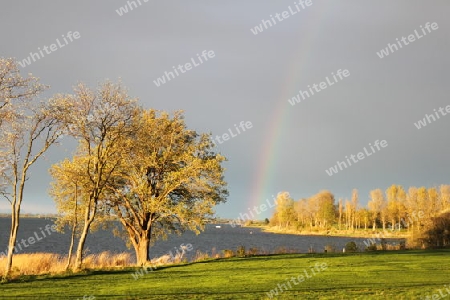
xmin=245 ymin=225 xmax=409 ymax=239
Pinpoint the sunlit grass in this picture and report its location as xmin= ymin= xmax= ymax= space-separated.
xmin=1 ymin=249 xmax=449 ymax=299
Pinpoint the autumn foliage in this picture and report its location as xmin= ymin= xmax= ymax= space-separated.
xmin=270 ymin=185 xmax=450 ymax=248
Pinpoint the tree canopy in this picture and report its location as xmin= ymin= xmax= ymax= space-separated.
xmin=49 ymin=82 xmax=228 ymax=266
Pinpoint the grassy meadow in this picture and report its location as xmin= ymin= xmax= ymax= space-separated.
xmin=1 ymin=249 xmax=449 ymax=299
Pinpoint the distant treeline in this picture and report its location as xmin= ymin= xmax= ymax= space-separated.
xmin=270 ymin=185 xmax=450 ymax=248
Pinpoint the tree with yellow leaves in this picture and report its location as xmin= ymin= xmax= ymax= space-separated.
xmin=105 ymin=109 xmax=228 ymax=265
xmin=368 ymin=189 xmax=386 ymax=230
xmin=49 ymin=81 xmax=139 ymax=270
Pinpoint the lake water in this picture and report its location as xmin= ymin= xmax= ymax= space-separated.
xmin=0 ymin=218 xmax=403 ymax=261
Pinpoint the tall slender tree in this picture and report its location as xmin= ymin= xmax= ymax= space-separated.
xmin=312 ymin=190 xmax=335 ymax=229
xmin=50 ymin=156 xmax=93 ymax=270
xmin=440 ymin=185 xmax=450 ymax=211
xmin=368 ymin=189 xmax=385 ymax=230
xmin=351 ymin=189 xmax=359 ymax=230
xmin=49 ymin=81 xmax=138 ymax=270
xmin=0 ymin=95 xmax=66 ymax=279
xmin=386 ymin=185 xmax=400 ymax=230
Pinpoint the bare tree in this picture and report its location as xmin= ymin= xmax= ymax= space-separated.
xmin=0 ymin=58 xmax=44 ymax=128
xmin=0 ymin=96 xmax=66 ymax=279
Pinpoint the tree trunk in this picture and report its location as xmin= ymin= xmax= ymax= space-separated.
xmin=74 ymin=202 xmax=95 ymax=271
xmin=134 ymin=234 xmax=151 ymax=266
xmin=4 ymin=210 xmax=19 ymax=279
xmin=4 ymin=177 xmax=26 ymax=280
xmin=74 ymin=223 xmax=90 ymax=271
xmin=66 ymin=184 xmax=78 ymax=270
xmin=350 ymin=213 xmax=354 ymax=231
xmin=66 ymin=229 xmax=76 ymax=271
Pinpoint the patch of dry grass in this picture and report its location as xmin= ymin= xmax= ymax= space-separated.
xmin=0 ymin=253 xmax=65 ymax=277
xmin=0 ymin=252 xmax=133 ymax=279
xmin=83 ymin=251 xmax=132 ymax=269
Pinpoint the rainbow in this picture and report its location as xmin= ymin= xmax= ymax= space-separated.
xmin=248 ymin=5 xmax=327 ymax=210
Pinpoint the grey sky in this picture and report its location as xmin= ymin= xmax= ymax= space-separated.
xmin=1 ymin=1 xmax=449 ymax=219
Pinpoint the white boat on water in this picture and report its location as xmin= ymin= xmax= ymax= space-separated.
xmin=215 ymin=225 xmax=221 ymax=228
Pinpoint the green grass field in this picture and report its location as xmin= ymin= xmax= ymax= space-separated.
xmin=1 ymin=250 xmax=449 ymax=299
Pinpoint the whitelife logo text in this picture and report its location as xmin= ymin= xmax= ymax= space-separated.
xmin=325 ymin=140 xmax=388 ymax=176
xmin=376 ymin=22 xmax=438 ymax=58
xmin=212 ymin=121 xmax=253 ymax=147
xmin=18 ymin=31 xmax=81 ymax=68
xmin=250 ymin=0 xmax=313 ymax=35
xmin=288 ymin=69 xmax=350 ymax=106
xmin=153 ymin=50 xmax=215 ymax=87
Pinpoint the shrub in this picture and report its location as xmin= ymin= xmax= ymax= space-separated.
xmin=223 ymin=249 xmax=234 ymax=258
xmin=248 ymin=247 xmax=259 ymax=256
xmin=417 ymin=211 xmax=450 ymax=248
xmin=193 ymin=250 xmax=210 ymax=262
xmin=324 ymin=244 xmax=336 ymax=253
xmin=344 ymin=241 xmax=358 ymax=252
xmin=380 ymin=238 xmax=387 ymax=251
xmin=236 ymin=245 xmax=246 ymax=257
xmin=210 ymin=247 xmax=218 ymax=258
xmin=276 ymin=246 xmax=288 ymax=254
xmin=365 ymin=242 xmax=377 ymax=252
